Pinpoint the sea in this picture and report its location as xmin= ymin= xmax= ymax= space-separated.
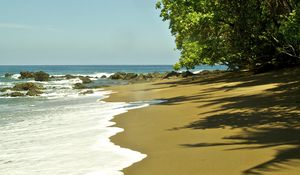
xmin=0 ymin=65 xmax=226 ymax=175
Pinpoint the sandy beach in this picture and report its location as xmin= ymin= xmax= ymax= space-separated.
xmin=106 ymin=68 xmax=300 ymax=175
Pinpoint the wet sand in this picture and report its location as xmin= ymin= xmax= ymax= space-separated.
xmin=106 ymin=68 xmax=300 ymax=175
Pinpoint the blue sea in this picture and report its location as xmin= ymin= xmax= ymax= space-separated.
xmin=0 ymin=65 xmax=225 ymax=175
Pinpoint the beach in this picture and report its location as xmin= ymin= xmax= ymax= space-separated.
xmin=107 ymin=68 xmax=300 ymax=175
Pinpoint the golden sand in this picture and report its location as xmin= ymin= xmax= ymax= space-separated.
xmin=106 ymin=68 xmax=300 ymax=175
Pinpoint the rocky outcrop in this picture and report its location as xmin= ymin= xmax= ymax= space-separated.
xmin=124 ymin=73 xmax=138 ymax=80
xmin=13 ymin=82 xmax=43 ymax=91
xmin=1 ymin=82 xmax=44 ymax=97
xmin=101 ymin=75 xmax=107 ymax=78
xmin=34 ymin=71 xmax=50 ymax=81
xmin=164 ymin=71 xmax=180 ymax=78
xmin=73 ymin=83 xmax=87 ymax=89
xmin=4 ymin=73 xmax=13 ymax=78
xmin=79 ymin=90 xmax=94 ymax=95
xmin=181 ymin=71 xmax=194 ymax=78
xmin=0 ymin=87 xmax=12 ymax=92
xmin=65 ymin=74 xmax=76 ymax=79
xmin=10 ymin=92 xmax=25 ymax=97
xmin=79 ymin=76 xmax=92 ymax=84
xmin=109 ymin=71 xmax=173 ymax=81
xmin=26 ymin=89 xmax=43 ymax=96
xmin=110 ymin=72 xmax=127 ymax=80
xmin=20 ymin=71 xmax=34 ymax=79
xmin=19 ymin=71 xmax=50 ymax=81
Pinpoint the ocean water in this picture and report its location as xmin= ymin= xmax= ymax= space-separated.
xmin=0 ymin=65 xmax=225 ymax=175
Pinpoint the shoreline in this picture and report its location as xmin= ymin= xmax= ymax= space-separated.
xmin=106 ymin=68 xmax=300 ymax=175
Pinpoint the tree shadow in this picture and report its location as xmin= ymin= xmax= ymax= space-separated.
xmin=182 ymin=128 xmax=300 ymax=175
xmin=161 ymin=67 xmax=300 ymax=174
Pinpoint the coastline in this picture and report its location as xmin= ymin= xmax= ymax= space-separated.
xmin=106 ymin=68 xmax=300 ymax=175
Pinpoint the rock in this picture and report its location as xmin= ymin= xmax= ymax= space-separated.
xmin=79 ymin=76 xmax=92 ymax=84
xmin=0 ymin=87 xmax=12 ymax=92
xmin=164 ymin=71 xmax=180 ymax=78
xmin=151 ymin=72 xmax=163 ymax=78
xmin=34 ymin=71 xmax=50 ymax=81
xmin=181 ymin=71 xmax=194 ymax=78
xmin=79 ymin=90 xmax=94 ymax=95
xmin=20 ymin=71 xmax=34 ymax=79
xmin=4 ymin=73 xmax=13 ymax=78
xmin=73 ymin=83 xmax=87 ymax=89
xmin=65 ymin=74 xmax=76 ymax=79
xmin=26 ymin=89 xmax=43 ymax=96
xmin=124 ymin=73 xmax=138 ymax=80
xmin=10 ymin=92 xmax=25 ymax=97
xmin=136 ymin=74 xmax=148 ymax=81
xmin=13 ymin=82 xmax=43 ymax=91
xmin=110 ymin=72 xmax=127 ymax=80
xmin=101 ymin=75 xmax=107 ymax=78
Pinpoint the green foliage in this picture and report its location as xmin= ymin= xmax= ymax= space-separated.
xmin=156 ymin=0 xmax=300 ymax=71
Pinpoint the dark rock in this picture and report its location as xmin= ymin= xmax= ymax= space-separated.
xmin=10 ymin=92 xmax=25 ymax=97
xmin=136 ymin=74 xmax=148 ymax=81
xmin=26 ymin=89 xmax=43 ymax=96
xmin=13 ymin=83 xmax=43 ymax=91
xmin=198 ymin=70 xmax=211 ymax=75
xmin=20 ymin=71 xmax=34 ymax=79
xmin=73 ymin=83 xmax=87 ymax=89
xmin=181 ymin=71 xmax=194 ymax=78
xmin=0 ymin=87 xmax=12 ymax=92
xmin=151 ymin=72 xmax=163 ymax=78
xmin=110 ymin=72 xmax=127 ymax=80
xmin=164 ymin=71 xmax=180 ymax=78
xmin=79 ymin=90 xmax=94 ymax=95
xmin=124 ymin=73 xmax=138 ymax=80
xmin=4 ymin=73 xmax=13 ymax=78
xmin=79 ymin=76 xmax=92 ymax=84
xmin=65 ymin=74 xmax=76 ymax=79
xmin=101 ymin=75 xmax=107 ymax=78
xmin=34 ymin=71 xmax=50 ymax=81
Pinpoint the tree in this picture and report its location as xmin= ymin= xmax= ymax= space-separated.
xmin=156 ymin=0 xmax=300 ymax=71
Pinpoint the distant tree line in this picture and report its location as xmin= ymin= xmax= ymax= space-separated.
xmin=156 ymin=0 xmax=300 ymax=71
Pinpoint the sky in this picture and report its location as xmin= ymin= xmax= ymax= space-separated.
xmin=0 ymin=0 xmax=179 ymax=65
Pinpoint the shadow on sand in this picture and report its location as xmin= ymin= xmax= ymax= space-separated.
xmin=159 ymin=67 xmax=300 ymax=174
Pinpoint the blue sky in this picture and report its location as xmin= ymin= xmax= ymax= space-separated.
xmin=0 ymin=0 xmax=179 ymax=65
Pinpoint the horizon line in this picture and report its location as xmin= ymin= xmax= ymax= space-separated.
xmin=0 ymin=64 xmax=174 ymax=66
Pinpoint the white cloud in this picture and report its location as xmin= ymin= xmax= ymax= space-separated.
xmin=0 ymin=23 xmax=57 ymax=31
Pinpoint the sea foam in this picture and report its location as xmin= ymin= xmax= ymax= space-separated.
xmin=0 ymin=90 xmax=159 ymax=175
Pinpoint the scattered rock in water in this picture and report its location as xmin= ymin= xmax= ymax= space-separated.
xmin=73 ymin=83 xmax=87 ymax=89
xmin=151 ymin=72 xmax=163 ymax=78
xmin=10 ymin=92 xmax=25 ymax=97
xmin=12 ymin=83 xmax=43 ymax=91
xmin=79 ymin=76 xmax=92 ymax=84
xmin=136 ymin=74 xmax=148 ymax=81
xmin=164 ymin=71 xmax=180 ymax=78
xmin=79 ymin=90 xmax=94 ymax=95
xmin=4 ymin=73 xmax=13 ymax=78
xmin=20 ymin=71 xmax=34 ymax=79
xmin=65 ymin=74 xmax=76 ymax=79
xmin=26 ymin=89 xmax=43 ymax=96
xmin=181 ymin=71 xmax=194 ymax=78
xmin=13 ymin=82 xmax=43 ymax=91
xmin=0 ymin=87 xmax=12 ymax=92
xmin=101 ymin=75 xmax=107 ymax=78
xmin=124 ymin=73 xmax=138 ymax=80
xmin=110 ymin=72 xmax=127 ymax=80
xmin=34 ymin=71 xmax=50 ymax=81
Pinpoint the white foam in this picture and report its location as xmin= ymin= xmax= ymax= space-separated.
xmin=52 ymin=72 xmax=114 ymax=80
xmin=0 ymin=94 xmax=158 ymax=175
xmin=12 ymin=74 xmax=21 ymax=79
xmin=192 ymin=70 xmax=203 ymax=74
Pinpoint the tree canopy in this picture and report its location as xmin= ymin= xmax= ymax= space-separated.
xmin=156 ymin=0 xmax=300 ymax=71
